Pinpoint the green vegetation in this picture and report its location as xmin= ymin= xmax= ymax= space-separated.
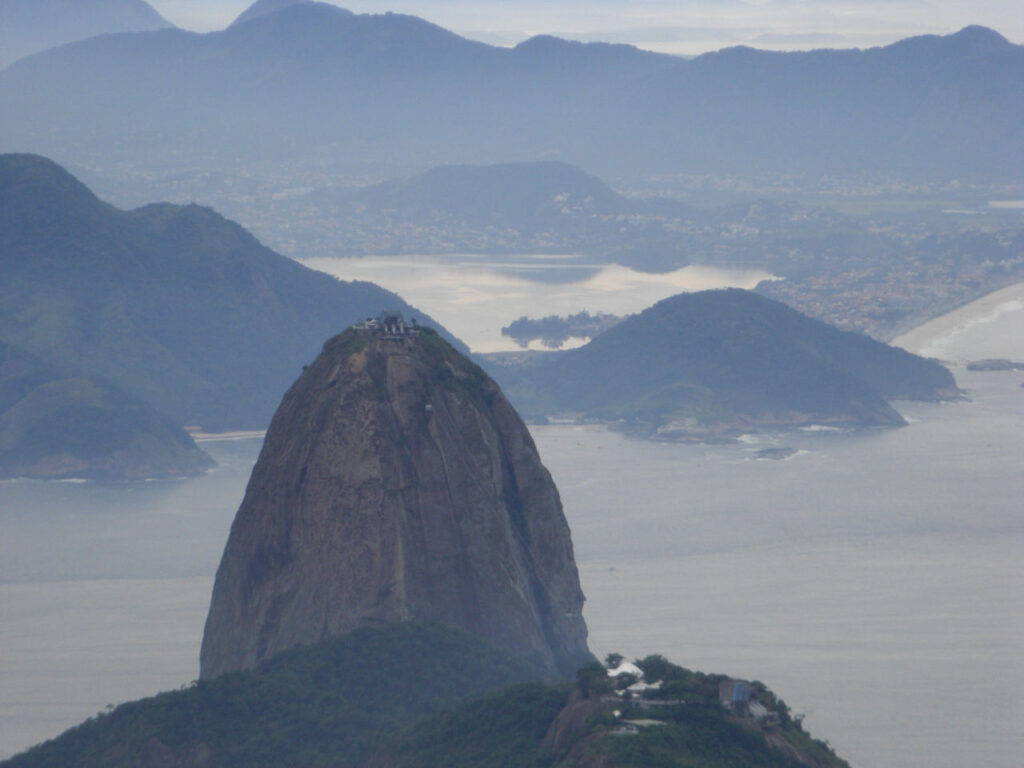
xmin=419 ymin=327 xmax=493 ymax=406
xmin=386 ymin=650 xmax=848 ymax=768
xmin=599 ymin=709 xmax=807 ymax=768
xmin=387 ymin=683 xmax=572 ymax=768
xmin=3 ymin=623 xmax=547 ymax=768
xmin=591 ymin=655 xmax=847 ymax=768
xmin=576 ymin=660 xmax=615 ymax=698
xmin=3 ymin=626 xmax=849 ymax=768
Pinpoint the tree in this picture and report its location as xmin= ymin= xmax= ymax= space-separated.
xmin=576 ymin=661 xmax=613 ymax=699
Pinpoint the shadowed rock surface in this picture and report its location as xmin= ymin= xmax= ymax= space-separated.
xmin=200 ymin=326 xmax=590 ymax=679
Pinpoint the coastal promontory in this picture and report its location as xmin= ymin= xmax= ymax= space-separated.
xmin=490 ymin=288 xmax=960 ymax=439
xmin=200 ymin=319 xmax=590 ymax=679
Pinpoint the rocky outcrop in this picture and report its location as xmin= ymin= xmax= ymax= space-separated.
xmin=200 ymin=326 xmax=590 ymax=680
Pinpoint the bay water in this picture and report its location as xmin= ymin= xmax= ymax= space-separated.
xmin=298 ymin=254 xmax=775 ymax=352
xmin=1 ymin=282 xmax=1022 ymax=766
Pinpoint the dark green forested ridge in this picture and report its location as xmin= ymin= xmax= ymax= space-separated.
xmin=489 ymin=288 xmax=959 ymax=438
xmin=2 ymin=624 xmax=848 ymax=768
xmin=2 ymin=623 xmax=548 ymax=768
xmin=0 ymin=153 xmax=460 ymax=430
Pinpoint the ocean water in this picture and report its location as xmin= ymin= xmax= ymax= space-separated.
xmin=1 ymin=287 xmax=1022 ymax=765
xmin=536 ymin=376 xmax=1023 ymax=768
xmin=298 ymin=254 xmax=775 ymax=352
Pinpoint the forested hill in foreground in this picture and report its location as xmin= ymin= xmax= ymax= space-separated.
xmin=0 ymin=153 xmax=458 ymax=431
xmin=1 ymin=623 xmax=847 ymax=768
xmin=0 ymin=1 xmax=1019 ymax=182
xmin=488 ymin=289 xmax=959 ymax=439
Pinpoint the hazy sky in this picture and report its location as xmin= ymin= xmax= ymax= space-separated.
xmin=148 ymin=0 xmax=1023 ymax=55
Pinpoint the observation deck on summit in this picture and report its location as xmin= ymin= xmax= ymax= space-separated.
xmin=355 ymin=311 xmax=420 ymax=340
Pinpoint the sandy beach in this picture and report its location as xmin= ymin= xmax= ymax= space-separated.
xmin=188 ymin=430 xmax=266 ymax=443
xmin=892 ymin=282 xmax=1024 ymax=362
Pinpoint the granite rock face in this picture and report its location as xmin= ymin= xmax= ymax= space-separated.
xmin=200 ymin=327 xmax=590 ymax=679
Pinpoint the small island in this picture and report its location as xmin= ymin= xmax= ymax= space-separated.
xmin=502 ymin=311 xmax=623 ymax=349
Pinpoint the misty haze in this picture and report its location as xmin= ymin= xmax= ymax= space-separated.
xmin=0 ymin=2 xmax=1021 ymax=768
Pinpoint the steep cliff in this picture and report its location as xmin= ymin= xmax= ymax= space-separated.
xmin=200 ymin=326 xmax=590 ymax=679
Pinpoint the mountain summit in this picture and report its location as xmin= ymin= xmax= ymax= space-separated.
xmin=200 ymin=322 xmax=590 ymax=680
xmin=229 ymin=0 xmax=324 ymax=29
xmin=0 ymin=153 xmax=456 ymax=431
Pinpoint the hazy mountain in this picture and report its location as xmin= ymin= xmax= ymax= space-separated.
xmin=0 ymin=154 xmax=458 ymax=430
xmin=311 ymin=161 xmax=653 ymax=253
xmin=0 ymin=341 xmax=213 ymax=480
xmin=603 ymin=24 xmax=1024 ymax=180
xmin=2 ymin=624 xmax=548 ymax=768
xmin=0 ymin=5 xmax=1018 ymax=181
xmin=229 ymin=0 xmax=318 ymax=29
xmin=0 ymin=0 xmax=171 ymax=69
xmin=352 ymin=161 xmax=630 ymax=223
xmin=489 ymin=289 xmax=959 ymax=439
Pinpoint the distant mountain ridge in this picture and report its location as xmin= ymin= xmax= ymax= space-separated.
xmin=328 ymin=161 xmax=641 ymax=247
xmin=0 ymin=153 xmax=459 ymax=430
xmin=355 ymin=162 xmax=628 ymax=219
xmin=2 ymin=6 xmax=1014 ymax=180
xmin=0 ymin=0 xmax=171 ymax=69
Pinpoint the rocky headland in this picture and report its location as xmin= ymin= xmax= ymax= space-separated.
xmin=200 ymin=320 xmax=590 ymax=679
xmin=487 ymin=289 xmax=961 ymax=440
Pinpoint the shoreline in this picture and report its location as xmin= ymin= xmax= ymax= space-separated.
xmin=189 ymin=430 xmax=266 ymax=443
xmin=890 ymin=281 xmax=1024 ymax=362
